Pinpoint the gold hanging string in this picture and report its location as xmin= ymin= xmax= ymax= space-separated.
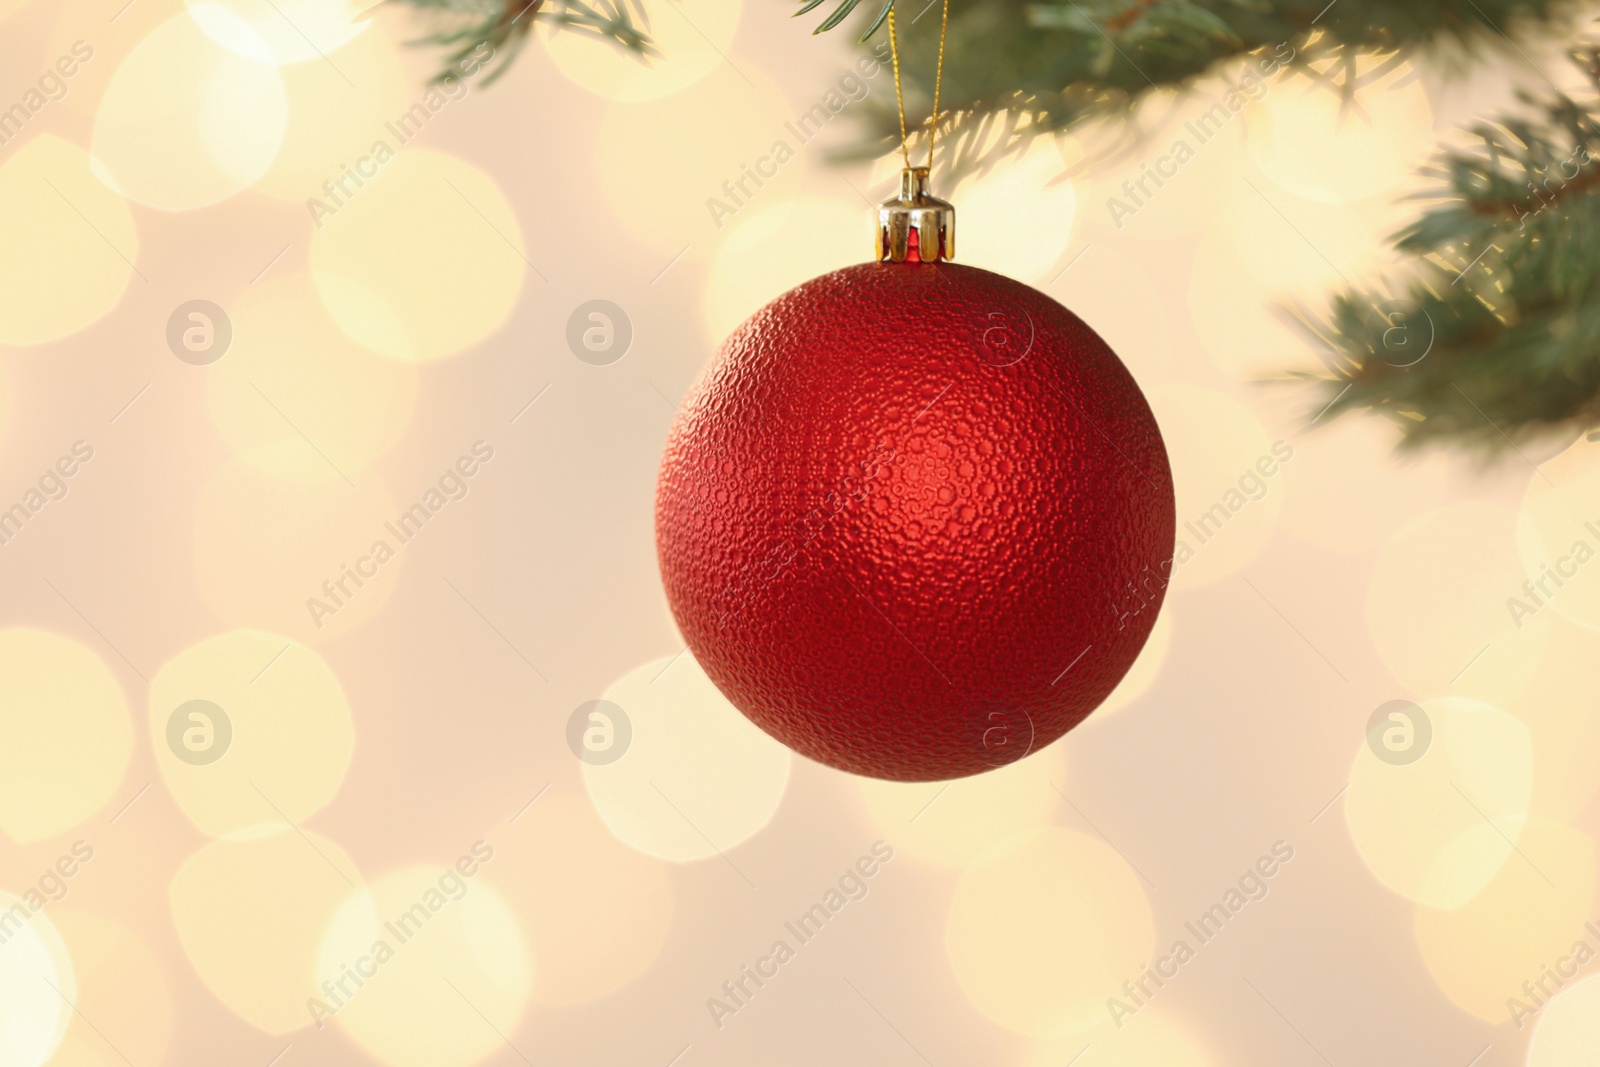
xmin=929 ymin=0 xmax=949 ymax=169
xmin=887 ymin=5 xmax=911 ymax=171
xmin=886 ymin=0 xmax=952 ymax=178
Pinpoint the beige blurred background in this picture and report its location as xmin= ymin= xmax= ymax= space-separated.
xmin=1 ymin=1 xmax=1599 ymax=1066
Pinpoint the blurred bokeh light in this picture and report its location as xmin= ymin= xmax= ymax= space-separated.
xmin=703 ymin=196 xmax=863 ymax=342
xmin=207 ymin=273 xmax=419 ymax=482
xmin=0 ymin=135 xmax=137 ymax=346
xmin=309 ymin=149 xmax=527 ymax=362
xmin=1146 ymin=384 xmax=1286 ymax=590
xmin=169 ymin=824 xmax=364 ymax=1032
xmin=857 ymin=739 xmax=1068 ymax=868
xmin=185 ymin=0 xmax=374 ymax=65
xmin=1345 ymin=696 xmax=1533 ymax=908
xmin=318 ymin=865 xmax=532 ymax=1067
xmin=148 ymin=629 xmax=355 ymax=836
xmin=1244 ymin=58 xmax=1434 ymax=204
xmin=481 ymin=793 xmax=675 ymax=1006
xmin=48 ymin=910 xmax=174 ymax=1067
xmin=1368 ymin=501 xmax=1550 ymax=708
xmin=540 ymin=0 xmax=740 ymax=102
xmin=0 ymin=889 xmax=75 ymax=1067
xmin=0 ymin=629 xmax=131 ymax=843
xmin=1414 ymin=818 xmax=1597 ymax=1023
xmin=192 ymin=462 xmax=403 ymax=642
xmin=91 ymin=11 xmax=288 ymax=210
xmin=946 ymin=827 xmax=1156 ymax=1037
xmin=582 ymin=651 xmax=791 ymax=863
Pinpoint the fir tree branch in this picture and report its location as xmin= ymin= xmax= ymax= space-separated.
xmin=815 ymin=0 xmax=1583 ymax=169
xmin=1301 ymin=42 xmax=1600 ymax=453
xmin=398 ymin=0 xmax=660 ymax=83
xmin=391 ymin=0 xmax=1600 ymax=453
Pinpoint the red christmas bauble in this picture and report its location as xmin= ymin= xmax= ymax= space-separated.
xmin=656 ymin=258 xmax=1174 ymax=781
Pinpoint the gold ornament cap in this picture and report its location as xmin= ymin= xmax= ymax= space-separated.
xmin=876 ymin=166 xmax=954 ymax=263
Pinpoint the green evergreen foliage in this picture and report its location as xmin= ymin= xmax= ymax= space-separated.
xmin=404 ymin=0 xmax=658 ymax=83
xmin=400 ymin=0 xmax=1600 ymax=452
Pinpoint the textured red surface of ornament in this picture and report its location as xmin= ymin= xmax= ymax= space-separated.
xmin=656 ymin=260 xmax=1175 ymax=781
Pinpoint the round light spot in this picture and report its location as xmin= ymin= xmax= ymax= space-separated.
xmin=309 ymin=149 xmax=525 ymax=362
xmin=186 ymin=0 xmax=373 ymax=64
xmin=0 ymin=890 xmax=74 ymax=1067
xmin=947 ymin=828 xmax=1155 ymax=1038
xmin=582 ymin=652 xmax=791 ymax=863
xmin=1518 ymin=438 xmax=1600 ymax=634
xmin=318 ymin=867 xmax=531 ymax=1067
xmin=170 ymin=826 xmax=363 ymax=1033
xmin=45 ymin=2 xmax=190 ymax=124
xmin=952 ymin=137 xmax=1077 ymax=283
xmin=1245 ymin=60 xmax=1433 ymax=204
xmin=149 ymin=630 xmax=354 ymax=836
xmin=208 ymin=273 xmax=419 ymax=482
xmin=0 ymin=630 xmax=131 ymax=844
xmin=1368 ymin=501 xmax=1549 ymax=709
xmin=857 ymin=741 xmax=1067 ymax=869
xmin=540 ymin=0 xmax=739 ymax=102
xmin=192 ymin=461 xmax=403 ymax=643
xmin=249 ymin=21 xmax=411 ymax=201
xmin=1146 ymin=384 xmax=1286 ymax=590
xmin=1531 ymin=973 xmax=1600 ymax=1067
xmin=1415 ymin=819 xmax=1596 ymax=1023
xmin=595 ymin=66 xmax=810 ymax=260
xmin=704 ymin=196 xmax=862 ymax=341
xmin=481 ymin=794 xmax=673 ymax=1006
xmin=1089 ymin=607 xmax=1174 ymax=720
xmin=48 ymin=911 xmax=173 ymax=1067
xmin=1346 ymin=697 xmax=1533 ymax=908
xmin=92 ymin=12 xmax=288 ymax=211
xmin=0 ymin=136 xmax=137 ymax=346
xmin=0 ymin=895 xmax=75 ymax=1067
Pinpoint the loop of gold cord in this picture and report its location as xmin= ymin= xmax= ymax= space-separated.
xmin=885 ymin=0 xmax=952 ymax=178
